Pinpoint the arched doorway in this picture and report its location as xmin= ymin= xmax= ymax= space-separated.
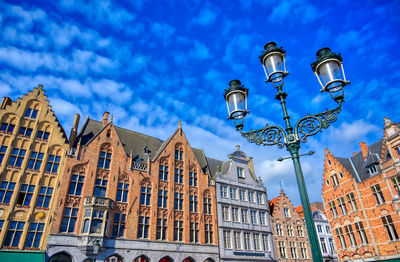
xmin=159 ymin=256 xmax=173 ymax=262
xmin=183 ymin=258 xmax=194 ymax=262
xmin=105 ymin=254 xmax=123 ymax=262
xmin=49 ymin=252 xmax=72 ymax=262
xmin=203 ymin=259 xmax=215 ymax=262
xmin=134 ymin=256 xmax=150 ymax=262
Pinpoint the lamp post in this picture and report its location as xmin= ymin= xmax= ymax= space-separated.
xmin=92 ymin=239 xmax=100 ymax=262
xmin=224 ymin=42 xmax=349 ymax=262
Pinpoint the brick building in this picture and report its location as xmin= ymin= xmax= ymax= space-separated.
xmin=322 ymin=117 xmax=400 ymax=261
xmin=47 ymin=113 xmax=219 ymax=262
xmin=215 ymin=145 xmax=275 ymax=261
xmin=0 ymin=86 xmax=69 ymax=257
xmin=269 ymin=190 xmax=312 ymax=261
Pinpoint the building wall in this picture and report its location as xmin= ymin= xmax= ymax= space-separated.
xmin=0 ymin=86 xmax=69 ymax=251
xmin=321 ymin=117 xmax=400 ymax=261
xmin=311 ymin=209 xmax=338 ymax=262
xmin=269 ymin=190 xmax=312 ymax=262
xmin=215 ymin=146 xmax=275 ymax=261
xmin=48 ymin=116 xmax=219 ymax=262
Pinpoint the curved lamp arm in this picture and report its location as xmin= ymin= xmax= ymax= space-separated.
xmin=295 ymin=100 xmax=343 ymax=143
xmin=238 ymin=125 xmax=287 ymax=149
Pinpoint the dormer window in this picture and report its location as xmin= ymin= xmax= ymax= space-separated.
xmin=284 ymin=208 xmax=290 ymax=218
xmin=237 ymin=167 xmax=245 ymax=178
xmin=331 ymin=174 xmax=339 ymax=187
xmin=368 ymin=164 xmax=379 ymax=175
xmin=175 ymin=148 xmax=183 ymax=160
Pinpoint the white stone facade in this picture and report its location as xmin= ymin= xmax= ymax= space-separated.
xmin=312 ymin=209 xmax=338 ymax=262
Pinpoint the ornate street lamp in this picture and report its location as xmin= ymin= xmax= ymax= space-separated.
xmin=92 ymin=239 xmax=100 ymax=262
xmin=224 ymin=42 xmax=349 ymax=262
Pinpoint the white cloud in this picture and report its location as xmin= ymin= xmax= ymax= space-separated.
xmin=189 ymin=41 xmax=210 ymax=60
xmin=151 ymin=23 xmax=176 ymax=41
xmin=193 ymin=7 xmax=218 ymax=26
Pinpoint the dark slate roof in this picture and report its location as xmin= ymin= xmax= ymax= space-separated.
xmin=75 ymin=118 xmax=220 ymax=173
xmin=336 ymin=139 xmax=383 ymax=182
xmin=206 ymin=157 xmax=223 ymax=178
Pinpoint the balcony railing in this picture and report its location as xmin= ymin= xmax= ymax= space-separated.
xmin=84 ymin=196 xmax=113 ymax=209
xmin=132 ymin=161 xmax=148 ymax=171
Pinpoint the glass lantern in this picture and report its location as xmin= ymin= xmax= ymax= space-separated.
xmin=224 ymin=80 xmax=249 ymax=129
xmin=259 ymin=42 xmax=288 ymax=87
xmin=311 ymin=47 xmax=349 ymax=101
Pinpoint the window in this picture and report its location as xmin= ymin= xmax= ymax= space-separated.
xmin=289 ymin=242 xmax=297 ymax=258
xmin=60 ymin=207 xmax=78 ymax=233
xmin=18 ymin=127 xmax=32 ymax=137
xmin=254 ymin=233 xmax=261 ymax=250
xmin=46 ymin=155 xmax=61 ymax=174
xmin=257 ymin=192 xmax=264 ymax=204
xmin=329 ymin=201 xmax=338 ymax=218
xmin=338 ymin=197 xmax=347 ymax=215
xmin=0 ymin=145 xmax=7 ymax=165
xmin=94 ymin=179 xmax=108 ymax=197
xmin=174 ymin=220 xmax=183 ymax=241
xmin=237 ymin=167 xmax=245 ymax=178
xmin=320 ymin=238 xmax=327 ymax=253
xmin=0 ymin=181 xmax=16 ymax=204
xmin=391 ymin=175 xmax=400 ymax=195
xmin=347 ymin=192 xmax=358 ymax=211
xmin=250 ymin=210 xmax=257 ymax=224
xmin=98 ymin=151 xmax=112 ymax=169
xmin=284 ymin=207 xmax=290 ymax=217
xmin=140 ymin=185 xmax=151 ymax=206
xmin=204 ymin=196 xmax=212 ymax=214
xmin=344 ymin=224 xmax=357 ymax=247
xmin=287 ymin=225 xmax=294 ymax=236
xmin=190 ymin=222 xmax=199 ymax=243
xmin=300 ymin=242 xmax=308 ymax=258
xmin=36 ymin=186 xmax=53 ymax=208
xmin=354 ymin=222 xmax=368 ymax=245
xmin=0 ymin=220 xmax=3 ymax=232
xmin=331 ymin=173 xmax=339 ymax=187
xmin=371 ymin=184 xmax=385 ymax=205
xmin=276 ymin=224 xmax=283 ymax=236
xmin=230 ymin=187 xmax=237 ymax=199
xmin=68 ymin=174 xmax=84 ymax=195
xmin=174 ymin=192 xmax=183 ymax=210
xmin=112 ymin=213 xmax=126 ymax=237
xmin=222 ymin=205 xmax=230 ymax=221
xmin=248 ymin=191 xmax=254 ymax=202
xmin=329 ymin=238 xmax=336 ymax=253
xmin=159 ymin=164 xmax=168 ymax=181
xmin=259 ymin=211 xmax=266 ymax=225
xmin=244 ymin=232 xmax=251 ymax=250
xmin=158 ymin=189 xmax=168 ymax=208
xmin=297 ymin=225 xmax=304 ymax=237
xmin=90 ymin=210 xmax=104 ymax=234
xmin=16 ymin=184 xmax=35 ymax=206
xmin=36 ymin=131 xmax=50 ymax=140
xmin=175 ymin=168 xmax=183 ymax=184
xmin=189 ymin=195 xmax=198 ymax=212
xmin=239 ymin=189 xmax=246 ymax=201
xmin=382 ymin=215 xmax=399 ymax=241
xmin=262 ymin=234 xmax=269 ymax=251
xmin=241 ymin=209 xmax=249 ymax=223
xmin=278 ymin=241 xmax=286 ymax=258
xmin=138 ymin=216 xmax=149 ymax=238
xmin=24 ymin=108 xmax=38 ymax=119
xmin=326 ymin=225 xmax=331 ymax=233
xmin=0 ymin=123 xmax=15 ymax=133
xmin=8 ymin=148 xmax=26 ymax=168
xmin=368 ymin=164 xmax=379 ymax=175
xmin=26 ymin=222 xmax=44 ymax=248
xmin=232 ymin=207 xmax=239 ymax=222
xmin=189 ymin=171 xmax=197 ymax=186
xmin=28 ymin=151 xmax=44 ymax=171
xmin=4 ymin=221 xmax=25 ymax=247
xmin=234 ymin=231 xmax=242 ymax=249
xmin=223 ymin=230 xmax=232 ymax=248
xmin=336 ymin=228 xmax=347 ymax=248
xmin=117 ymin=182 xmax=129 ymax=202
xmin=175 ymin=149 xmax=183 ymax=160
xmin=220 ymin=185 xmax=228 ymax=198
xmin=156 ymin=218 xmax=167 ymax=240
xmin=317 ymin=225 xmax=322 ymax=233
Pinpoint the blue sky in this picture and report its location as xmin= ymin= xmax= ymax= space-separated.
xmin=0 ymin=0 xmax=399 ymax=206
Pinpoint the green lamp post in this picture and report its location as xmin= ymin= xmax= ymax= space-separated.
xmin=224 ymin=42 xmax=349 ymax=261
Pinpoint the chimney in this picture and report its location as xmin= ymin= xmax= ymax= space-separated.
xmin=0 ymin=97 xmax=12 ymax=109
xmin=359 ymin=142 xmax=368 ymax=160
xmin=102 ymin=111 xmax=110 ymax=126
xmin=69 ymin=113 xmax=80 ymax=146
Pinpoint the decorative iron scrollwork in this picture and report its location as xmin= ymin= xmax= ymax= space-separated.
xmin=239 ymin=125 xmax=287 ymax=149
xmin=295 ymin=100 xmax=343 ymax=143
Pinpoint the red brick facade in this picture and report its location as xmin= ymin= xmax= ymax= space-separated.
xmin=322 ymin=117 xmax=400 ymax=261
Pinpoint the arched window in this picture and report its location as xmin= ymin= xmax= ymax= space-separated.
xmin=105 ymin=254 xmax=122 ymax=262
xmin=175 ymin=144 xmax=183 ymax=160
xmin=140 ymin=183 xmax=151 ymax=206
xmin=160 ymin=256 xmax=173 ymax=262
xmin=49 ymin=252 xmax=72 ymax=262
xmin=134 ymin=255 xmax=149 ymax=262
xmin=183 ymin=258 xmax=194 ymax=262
xmin=98 ymin=150 xmax=112 ymax=169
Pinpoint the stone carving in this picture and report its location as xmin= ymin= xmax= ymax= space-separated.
xmin=97 ymin=169 xmax=109 ymax=179
xmin=66 ymin=196 xmax=81 ymax=207
xmin=116 ymin=203 xmax=127 ymax=213
xmin=72 ymin=162 xmax=88 ymax=174
xmin=118 ymin=172 xmax=130 ymax=182
xmin=174 ymin=211 xmax=183 ymax=220
xmin=189 ymin=187 xmax=198 ymax=195
xmin=175 ymin=184 xmax=183 ymax=192
xmin=139 ymin=206 xmax=151 ymax=216
xmin=159 ymin=181 xmax=168 ymax=190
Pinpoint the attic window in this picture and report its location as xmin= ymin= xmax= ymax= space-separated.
xmin=339 ymin=172 xmax=343 ymax=178
xmin=237 ymin=167 xmax=245 ymax=179
xmin=325 ymin=179 xmax=330 ymax=186
xmin=106 ymin=130 xmax=111 ymax=138
xmin=328 ymin=159 xmax=331 ymax=166
xmin=368 ymin=164 xmax=379 ymax=175
xmin=385 ymin=149 xmax=392 ymax=161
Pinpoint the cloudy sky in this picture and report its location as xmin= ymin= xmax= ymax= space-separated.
xmin=1 ymin=0 xmax=399 ymax=206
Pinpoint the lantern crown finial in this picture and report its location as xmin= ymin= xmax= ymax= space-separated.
xmin=311 ymin=47 xmax=343 ymax=72
xmin=259 ymin=42 xmax=286 ymax=64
